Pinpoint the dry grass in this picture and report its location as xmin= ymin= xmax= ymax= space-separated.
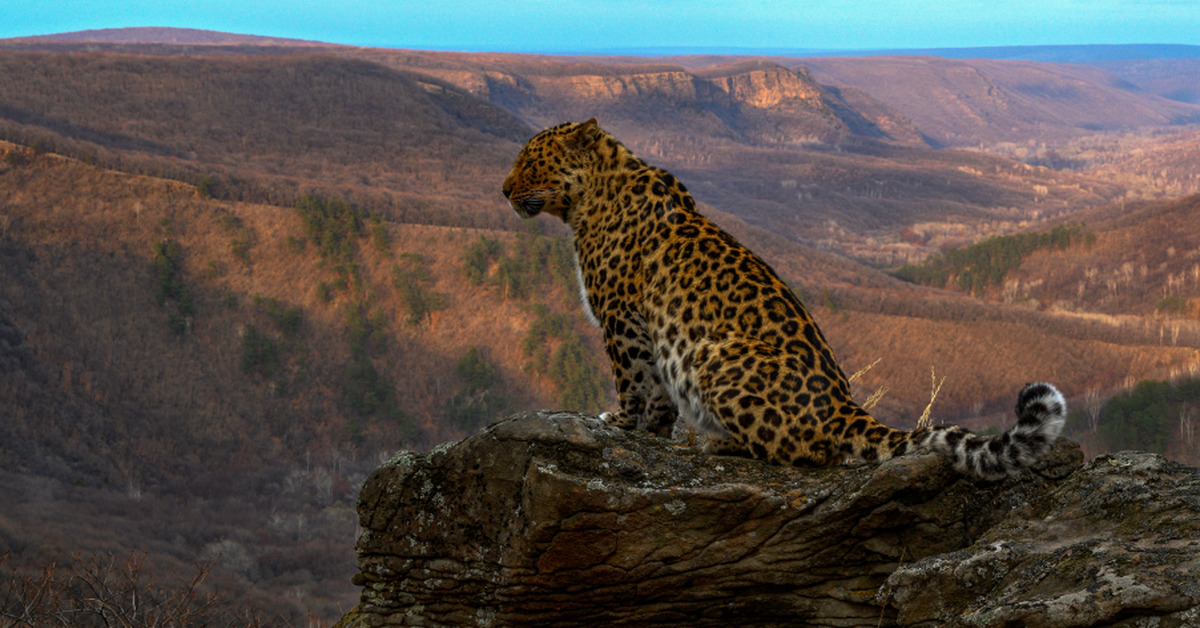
xmin=915 ymin=367 xmax=946 ymax=429
xmin=861 ymin=385 xmax=891 ymax=412
xmin=848 ymin=357 xmax=890 ymax=411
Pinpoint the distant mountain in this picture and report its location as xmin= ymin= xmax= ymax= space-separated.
xmin=1093 ymin=58 xmax=1200 ymax=104
xmin=1 ymin=26 xmax=332 ymax=47
xmin=0 ymin=51 xmax=532 ymax=222
xmin=460 ymin=43 xmax=1200 ymax=63
xmin=10 ymin=28 xmax=1200 ymax=62
xmin=800 ymin=55 xmax=1200 ymax=147
xmin=830 ymin=44 xmax=1200 ymax=63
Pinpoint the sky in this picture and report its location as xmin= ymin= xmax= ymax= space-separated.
xmin=2 ymin=0 xmax=1200 ymax=54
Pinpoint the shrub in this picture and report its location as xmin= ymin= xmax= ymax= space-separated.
xmin=463 ymin=229 xmax=576 ymax=299
xmin=548 ymin=336 xmax=605 ymax=411
xmin=392 ymin=254 xmax=447 ymax=325
xmin=463 ymin=236 xmax=502 ymax=284
xmin=151 ymin=240 xmax=187 ymax=304
xmin=151 ymin=239 xmax=194 ymax=333
xmin=230 ymin=238 xmax=251 ymax=265
xmin=240 ymin=324 xmax=279 ymax=376
xmin=197 ymin=175 xmax=216 ymax=198
xmin=295 ymin=194 xmax=367 ymax=262
xmin=444 ymin=347 xmax=512 ymax=432
xmin=0 ymin=552 xmax=284 ymax=626
xmin=370 ymin=224 xmax=391 ymax=255
xmin=217 ymin=213 xmax=241 ymax=232
xmin=254 ymin=296 xmax=302 ymax=337
xmin=339 ymin=301 xmax=416 ymax=441
xmin=457 ymin=346 xmax=499 ymax=391
xmin=1158 ymin=296 xmax=1189 ymax=314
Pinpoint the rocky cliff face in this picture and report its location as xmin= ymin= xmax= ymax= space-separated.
xmin=334 ymin=411 xmax=1200 ymax=627
xmin=519 ymin=61 xmax=848 ymax=145
xmin=694 ymin=62 xmax=827 ymax=110
xmin=416 ymin=60 xmax=919 ymax=147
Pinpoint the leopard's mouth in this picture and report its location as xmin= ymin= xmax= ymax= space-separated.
xmin=509 ymin=194 xmax=545 ymax=218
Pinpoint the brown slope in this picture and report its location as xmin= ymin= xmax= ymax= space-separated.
xmin=0 ymin=143 xmax=603 ymax=464
xmin=658 ymin=140 xmax=1120 ymax=266
xmin=1083 ymin=128 xmax=1200 ymax=199
xmin=0 ymin=51 xmax=532 ymax=229
xmin=1092 ymin=58 xmax=1200 ymax=105
xmin=2 ymin=138 xmax=1192 ymax=450
xmin=802 ymin=56 xmax=1200 ymax=147
xmin=993 ymin=194 xmax=1200 ymax=322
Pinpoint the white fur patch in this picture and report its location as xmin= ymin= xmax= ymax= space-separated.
xmin=657 ymin=340 xmax=729 ymax=439
xmin=1028 ymin=383 xmax=1068 ymax=441
xmin=573 ymin=251 xmax=600 ymax=328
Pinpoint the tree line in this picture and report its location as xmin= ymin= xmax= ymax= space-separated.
xmin=892 ymin=224 xmax=1095 ymax=295
xmin=1084 ymin=377 xmax=1200 ymax=457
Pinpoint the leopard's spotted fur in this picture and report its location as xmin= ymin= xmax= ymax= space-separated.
xmin=502 ymin=119 xmax=1066 ymax=479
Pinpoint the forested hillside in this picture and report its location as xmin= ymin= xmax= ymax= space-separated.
xmin=0 ymin=143 xmax=608 ymax=621
xmin=2 ymin=36 xmax=1200 ymax=621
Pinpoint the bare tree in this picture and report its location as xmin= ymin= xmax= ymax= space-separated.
xmin=0 ymin=552 xmax=283 ymax=627
xmin=1084 ymin=387 xmax=1104 ymax=434
xmin=1181 ymin=403 xmax=1196 ymax=449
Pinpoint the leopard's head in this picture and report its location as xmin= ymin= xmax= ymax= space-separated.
xmin=502 ymin=119 xmax=603 ymax=222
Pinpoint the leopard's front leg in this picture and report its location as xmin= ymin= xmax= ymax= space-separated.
xmin=597 ymin=306 xmax=678 ymax=437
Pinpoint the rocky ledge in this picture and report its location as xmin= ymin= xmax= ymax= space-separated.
xmin=335 ymin=411 xmax=1200 ymax=627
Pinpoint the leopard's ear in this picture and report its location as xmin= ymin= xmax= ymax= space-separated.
xmin=565 ymin=118 xmax=602 ymax=152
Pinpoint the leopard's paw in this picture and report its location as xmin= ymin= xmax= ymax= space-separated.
xmin=702 ymin=436 xmax=751 ymax=457
xmin=601 ymin=411 xmax=637 ymax=430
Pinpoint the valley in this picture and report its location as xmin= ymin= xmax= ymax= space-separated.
xmin=1 ymin=28 xmax=1200 ymax=623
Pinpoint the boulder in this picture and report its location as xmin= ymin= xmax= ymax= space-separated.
xmin=336 ymin=410 xmax=1200 ymax=627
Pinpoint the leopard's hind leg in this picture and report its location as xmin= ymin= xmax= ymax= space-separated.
xmin=688 ymin=335 xmax=869 ymax=467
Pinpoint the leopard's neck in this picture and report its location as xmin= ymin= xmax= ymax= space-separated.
xmin=590 ymin=134 xmax=648 ymax=177
xmin=565 ymin=136 xmax=651 ymax=231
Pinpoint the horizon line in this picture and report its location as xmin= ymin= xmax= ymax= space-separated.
xmin=4 ymin=27 xmax=1200 ymax=60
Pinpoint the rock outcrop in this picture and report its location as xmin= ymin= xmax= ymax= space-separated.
xmin=335 ymin=411 xmax=1200 ymax=627
xmin=413 ymin=60 xmax=919 ymax=147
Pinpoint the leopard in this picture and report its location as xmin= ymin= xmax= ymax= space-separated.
xmin=502 ymin=118 xmax=1066 ymax=480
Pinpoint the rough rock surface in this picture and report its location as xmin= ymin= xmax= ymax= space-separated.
xmin=335 ymin=411 xmax=1200 ymax=627
xmin=881 ymin=452 xmax=1200 ymax=627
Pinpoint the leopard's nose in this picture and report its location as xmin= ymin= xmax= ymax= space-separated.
xmin=502 ymin=182 xmax=513 ymax=199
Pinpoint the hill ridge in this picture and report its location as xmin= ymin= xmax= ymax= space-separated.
xmin=1 ymin=26 xmax=334 ymax=47
xmin=19 ymin=28 xmax=1200 ymax=63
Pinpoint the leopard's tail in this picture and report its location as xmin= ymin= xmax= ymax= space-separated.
xmin=905 ymin=382 xmax=1067 ymax=480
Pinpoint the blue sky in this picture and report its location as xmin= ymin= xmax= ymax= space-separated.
xmin=3 ymin=0 xmax=1199 ymax=53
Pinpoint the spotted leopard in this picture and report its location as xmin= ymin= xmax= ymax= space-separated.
xmin=502 ymin=119 xmax=1066 ymax=479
